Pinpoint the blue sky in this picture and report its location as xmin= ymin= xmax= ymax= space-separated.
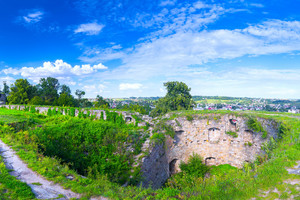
xmin=0 ymin=0 xmax=300 ymax=99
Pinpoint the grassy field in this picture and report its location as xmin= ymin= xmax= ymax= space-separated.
xmin=0 ymin=107 xmax=299 ymax=199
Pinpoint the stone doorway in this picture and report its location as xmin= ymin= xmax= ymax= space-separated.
xmin=169 ymin=159 xmax=180 ymax=175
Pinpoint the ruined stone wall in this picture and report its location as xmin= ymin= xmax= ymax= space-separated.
xmin=0 ymin=105 xmax=138 ymax=124
xmin=141 ymin=114 xmax=278 ymax=189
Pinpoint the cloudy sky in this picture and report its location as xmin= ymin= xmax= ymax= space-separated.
xmin=0 ymin=0 xmax=300 ymax=98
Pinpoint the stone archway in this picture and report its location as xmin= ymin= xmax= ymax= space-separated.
xmin=125 ymin=116 xmax=132 ymax=122
xmin=205 ymin=157 xmax=216 ymax=166
xmin=169 ymin=159 xmax=180 ymax=175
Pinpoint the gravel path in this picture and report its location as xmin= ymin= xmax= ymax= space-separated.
xmin=0 ymin=139 xmax=81 ymax=199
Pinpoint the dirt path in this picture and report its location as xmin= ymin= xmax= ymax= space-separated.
xmin=0 ymin=139 xmax=81 ymax=199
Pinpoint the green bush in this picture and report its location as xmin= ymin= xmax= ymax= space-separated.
xmin=179 ymin=153 xmax=210 ymax=178
xmin=186 ymin=115 xmax=193 ymax=121
xmin=32 ymin=117 xmax=140 ymax=184
xmin=246 ymin=117 xmax=268 ymax=138
xmin=244 ymin=141 xmax=253 ymax=146
xmin=29 ymin=106 xmax=36 ymax=114
xmin=150 ymin=133 xmax=165 ymax=144
xmin=226 ymin=131 xmax=238 ymax=138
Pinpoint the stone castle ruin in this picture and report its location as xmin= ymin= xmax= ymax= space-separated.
xmin=0 ymin=105 xmax=280 ymax=189
xmin=140 ymin=114 xmax=279 ymax=189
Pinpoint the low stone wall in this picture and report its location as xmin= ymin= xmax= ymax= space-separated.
xmin=0 ymin=105 xmax=139 ymax=124
xmin=141 ymin=114 xmax=278 ymax=189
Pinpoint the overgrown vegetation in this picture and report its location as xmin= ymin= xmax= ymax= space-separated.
xmin=151 ymin=81 xmax=195 ymax=117
xmin=0 ymin=108 xmax=299 ymax=199
xmin=225 ymin=131 xmax=238 ymax=138
xmin=179 ymin=153 xmax=210 ymax=178
xmin=246 ymin=116 xmax=268 ymax=138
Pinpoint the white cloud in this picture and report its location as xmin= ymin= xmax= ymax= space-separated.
xmin=131 ymin=2 xmax=228 ymax=36
xmin=93 ymin=63 xmax=107 ymax=69
xmin=244 ymin=20 xmax=300 ymax=40
xmin=79 ymin=45 xmax=127 ymax=63
xmin=250 ymin=3 xmax=264 ymax=8
xmin=85 ymin=19 xmax=300 ymax=82
xmin=119 ymin=83 xmax=143 ymax=90
xmin=74 ymin=22 xmax=104 ymax=35
xmin=83 ymin=84 xmax=106 ymax=93
xmin=2 ymin=67 xmax=19 ymax=75
xmin=0 ymin=76 xmax=15 ymax=85
xmin=23 ymin=11 xmax=44 ymax=23
xmin=160 ymin=0 xmax=176 ymax=7
xmin=2 ymin=60 xmax=107 ymax=82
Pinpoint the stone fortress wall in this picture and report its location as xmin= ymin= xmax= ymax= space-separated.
xmin=141 ymin=114 xmax=279 ymax=189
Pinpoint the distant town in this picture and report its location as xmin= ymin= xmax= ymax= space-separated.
xmin=88 ymin=96 xmax=300 ymax=114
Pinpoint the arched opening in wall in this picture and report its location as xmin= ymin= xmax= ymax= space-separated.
xmin=208 ymin=127 xmax=220 ymax=131
xmin=205 ymin=157 xmax=216 ymax=166
xmin=125 ymin=117 xmax=132 ymax=123
xmin=229 ymin=119 xmax=237 ymax=126
xmin=169 ymin=159 xmax=180 ymax=175
xmin=208 ymin=128 xmax=221 ymax=143
xmin=175 ymin=130 xmax=184 ymax=135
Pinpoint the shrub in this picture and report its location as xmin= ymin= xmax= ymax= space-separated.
xmin=179 ymin=153 xmax=210 ymax=178
xmin=246 ymin=117 xmax=268 ymax=138
xmin=29 ymin=106 xmax=36 ymax=114
xmin=150 ymin=133 xmax=165 ymax=144
xmin=244 ymin=141 xmax=253 ymax=146
xmin=186 ymin=115 xmax=193 ymax=121
xmin=69 ymin=108 xmax=75 ymax=117
xmin=226 ymin=131 xmax=238 ymax=138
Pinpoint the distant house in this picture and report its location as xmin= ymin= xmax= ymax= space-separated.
xmin=0 ymin=94 xmax=6 ymax=105
xmin=288 ymin=109 xmax=299 ymax=114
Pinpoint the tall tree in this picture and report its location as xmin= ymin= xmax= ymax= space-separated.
xmin=3 ymin=81 xmax=9 ymax=95
xmin=7 ymin=79 xmax=32 ymax=104
xmin=94 ymin=95 xmax=110 ymax=108
xmin=57 ymin=93 xmax=75 ymax=107
xmin=164 ymin=81 xmax=193 ymax=110
xmin=75 ymin=89 xmax=85 ymax=100
xmin=151 ymin=81 xmax=194 ymax=116
xmin=39 ymin=77 xmax=60 ymax=104
xmin=60 ymin=84 xmax=71 ymax=96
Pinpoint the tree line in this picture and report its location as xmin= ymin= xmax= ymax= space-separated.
xmin=2 ymin=78 xmax=195 ymax=115
xmin=1 ymin=77 xmax=109 ymax=108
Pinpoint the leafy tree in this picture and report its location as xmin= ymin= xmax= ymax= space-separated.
xmin=7 ymin=79 xmax=33 ymax=104
xmin=60 ymin=84 xmax=71 ymax=96
xmin=151 ymin=81 xmax=194 ymax=116
xmin=94 ymin=95 xmax=110 ymax=108
xmin=57 ymin=93 xmax=75 ymax=107
xmin=75 ymin=89 xmax=85 ymax=100
xmin=3 ymin=82 xmax=9 ymax=95
xmin=29 ymin=96 xmax=43 ymax=105
xmin=39 ymin=77 xmax=60 ymax=104
xmin=80 ymin=98 xmax=93 ymax=108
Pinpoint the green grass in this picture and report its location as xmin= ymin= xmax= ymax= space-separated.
xmin=0 ymin=107 xmax=46 ymax=124
xmin=210 ymin=164 xmax=238 ymax=176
